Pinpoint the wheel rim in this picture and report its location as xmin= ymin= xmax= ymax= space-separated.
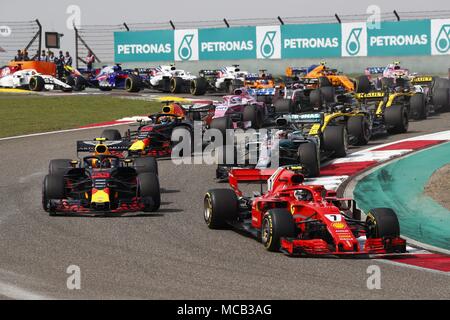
xmin=190 ymin=81 xmax=196 ymax=94
xmin=261 ymin=217 xmax=271 ymax=246
xmin=29 ymin=78 xmax=36 ymax=90
xmin=125 ymin=79 xmax=131 ymax=90
xmin=343 ymin=129 xmax=349 ymax=152
xmin=204 ymin=196 xmax=212 ymax=223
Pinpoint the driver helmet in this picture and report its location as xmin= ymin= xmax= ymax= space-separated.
xmin=294 ymin=189 xmax=312 ymax=201
xmin=159 ymin=116 xmax=174 ymax=125
xmin=275 ymin=130 xmax=287 ymax=139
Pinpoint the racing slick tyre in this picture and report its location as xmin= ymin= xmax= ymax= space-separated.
xmin=204 ymin=189 xmax=238 ymax=229
xmin=66 ymin=75 xmax=75 ymax=87
xmin=170 ymin=76 xmax=184 ymax=93
xmin=138 ymin=173 xmax=160 ymax=212
xmin=125 ymin=74 xmax=142 ymax=93
xmin=49 ymin=159 xmax=72 ymax=176
xmin=433 ymin=88 xmax=450 ymax=112
xmin=381 ymin=78 xmax=394 ymax=90
xmin=101 ymin=129 xmax=122 ymax=141
xmin=99 ymin=86 xmax=112 ymax=91
xmin=365 ymin=208 xmax=400 ymax=239
xmin=190 ymin=78 xmax=208 ymax=96
xmin=309 ymin=89 xmax=322 ymax=109
xmin=134 ymin=157 xmax=158 ymax=175
xmin=210 ymin=116 xmax=233 ymax=142
xmin=385 ymin=105 xmax=409 ymax=134
xmin=297 ymin=142 xmax=320 ymax=177
xmin=243 ymin=105 xmax=264 ymax=129
xmin=320 ymin=86 xmax=335 ymax=103
xmin=410 ymin=93 xmax=428 ymax=120
xmin=273 ymin=99 xmax=293 ymax=114
xmin=261 ymin=209 xmax=296 ymax=252
xmin=355 ymin=75 xmax=371 ymax=94
xmin=318 ymin=76 xmax=332 ymax=87
xmin=323 ymin=125 xmax=348 ymax=158
xmin=347 ymin=115 xmax=371 ymax=146
xmin=42 ymin=174 xmax=65 ymax=213
xmin=29 ymin=76 xmax=45 ymax=91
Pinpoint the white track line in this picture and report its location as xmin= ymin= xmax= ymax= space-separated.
xmin=0 ymin=280 xmax=51 ymax=300
xmin=0 ymin=122 xmax=133 ymax=142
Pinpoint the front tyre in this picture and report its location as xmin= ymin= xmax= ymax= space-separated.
xmin=204 ymin=189 xmax=238 ymax=229
xmin=138 ymin=172 xmax=161 ymax=212
xmin=261 ymin=209 xmax=296 ymax=252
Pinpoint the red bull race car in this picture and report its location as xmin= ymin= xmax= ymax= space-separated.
xmin=204 ymin=166 xmax=406 ymax=256
xmin=42 ymin=138 xmax=160 ymax=216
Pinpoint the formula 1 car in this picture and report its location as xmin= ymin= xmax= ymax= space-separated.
xmin=205 ymin=166 xmax=407 ymax=256
xmin=276 ymin=63 xmax=371 ymax=115
xmin=365 ymin=61 xmax=410 ymax=90
xmin=215 ymin=111 xmax=350 ymax=180
xmin=0 ymin=63 xmax=73 ymax=92
xmin=42 ymin=138 xmax=160 ymax=216
xmin=190 ymin=65 xmax=248 ymax=95
xmin=208 ymin=88 xmax=270 ymax=134
xmin=112 ymin=64 xmax=197 ymax=94
xmin=101 ymin=101 xmax=214 ymax=158
xmin=244 ymin=70 xmax=284 ymax=105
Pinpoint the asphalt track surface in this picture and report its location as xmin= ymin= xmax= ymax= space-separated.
xmin=1 ymin=93 xmax=450 ymax=299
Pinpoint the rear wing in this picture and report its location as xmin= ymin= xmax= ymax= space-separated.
xmin=410 ymin=75 xmax=434 ymax=86
xmin=199 ymin=69 xmax=219 ymax=77
xmin=76 ymin=140 xmax=130 ymax=153
xmin=355 ymin=91 xmax=386 ymax=101
xmin=365 ymin=67 xmax=386 ymax=75
xmin=276 ymin=113 xmax=324 ymax=126
xmin=229 ymin=168 xmax=276 ymax=196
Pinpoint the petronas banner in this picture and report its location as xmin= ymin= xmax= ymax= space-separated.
xmin=114 ymin=19 xmax=450 ymax=62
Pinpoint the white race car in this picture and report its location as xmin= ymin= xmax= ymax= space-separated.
xmin=148 ymin=65 xmax=197 ymax=93
xmin=0 ymin=65 xmax=72 ymax=92
xmin=190 ymin=65 xmax=248 ymax=96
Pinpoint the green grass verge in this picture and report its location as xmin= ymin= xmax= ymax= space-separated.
xmin=0 ymin=94 xmax=161 ymax=138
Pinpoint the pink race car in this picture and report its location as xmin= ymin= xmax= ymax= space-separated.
xmin=209 ymin=88 xmax=270 ymax=134
xmin=365 ymin=61 xmax=410 ymax=89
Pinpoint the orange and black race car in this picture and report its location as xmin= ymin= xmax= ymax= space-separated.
xmin=42 ymin=138 xmax=160 ymax=216
xmin=244 ymin=70 xmax=284 ymax=104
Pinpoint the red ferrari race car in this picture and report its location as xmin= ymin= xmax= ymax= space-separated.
xmin=42 ymin=138 xmax=160 ymax=216
xmin=204 ymin=166 xmax=406 ymax=256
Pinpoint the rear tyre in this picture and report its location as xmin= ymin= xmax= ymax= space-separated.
xmin=433 ymin=88 xmax=450 ymax=112
xmin=323 ymin=125 xmax=348 ymax=158
xmin=385 ymin=105 xmax=408 ymax=134
xmin=29 ymin=76 xmax=45 ymax=91
xmin=170 ymin=77 xmax=184 ymax=93
xmin=138 ymin=173 xmax=160 ymax=212
xmin=204 ymin=189 xmax=238 ymax=229
xmin=366 ymin=208 xmax=400 ymax=239
xmin=347 ymin=116 xmax=371 ymax=145
xmin=320 ymin=86 xmax=335 ymax=103
xmin=210 ymin=116 xmax=233 ymax=141
xmin=297 ymin=142 xmax=320 ymax=177
xmin=125 ymin=74 xmax=142 ymax=93
xmin=243 ymin=105 xmax=263 ymax=129
xmin=318 ymin=76 xmax=332 ymax=87
xmin=309 ymin=89 xmax=322 ymax=109
xmin=49 ymin=159 xmax=72 ymax=176
xmin=261 ymin=209 xmax=296 ymax=252
xmin=101 ymin=129 xmax=122 ymax=141
xmin=134 ymin=157 xmax=158 ymax=175
xmin=355 ymin=75 xmax=371 ymax=93
xmin=273 ymin=99 xmax=293 ymax=114
xmin=42 ymin=174 xmax=65 ymax=212
xmin=190 ymin=78 xmax=208 ymax=95
xmin=410 ymin=93 xmax=427 ymax=120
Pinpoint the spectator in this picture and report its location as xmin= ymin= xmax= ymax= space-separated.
xmin=40 ymin=50 xmax=47 ymax=62
xmin=14 ymin=50 xmax=23 ymax=61
xmin=56 ymin=51 xmax=64 ymax=79
xmin=84 ymin=50 xmax=95 ymax=72
xmin=23 ymin=50 xmax=30 ymax=61
xmin=47 ymin=51 xmax=56 ymax=63
xmin=32 ymin=50 xmax=40 ymax=61
xmin=64 ymin=51 xmax=73 ymax=67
